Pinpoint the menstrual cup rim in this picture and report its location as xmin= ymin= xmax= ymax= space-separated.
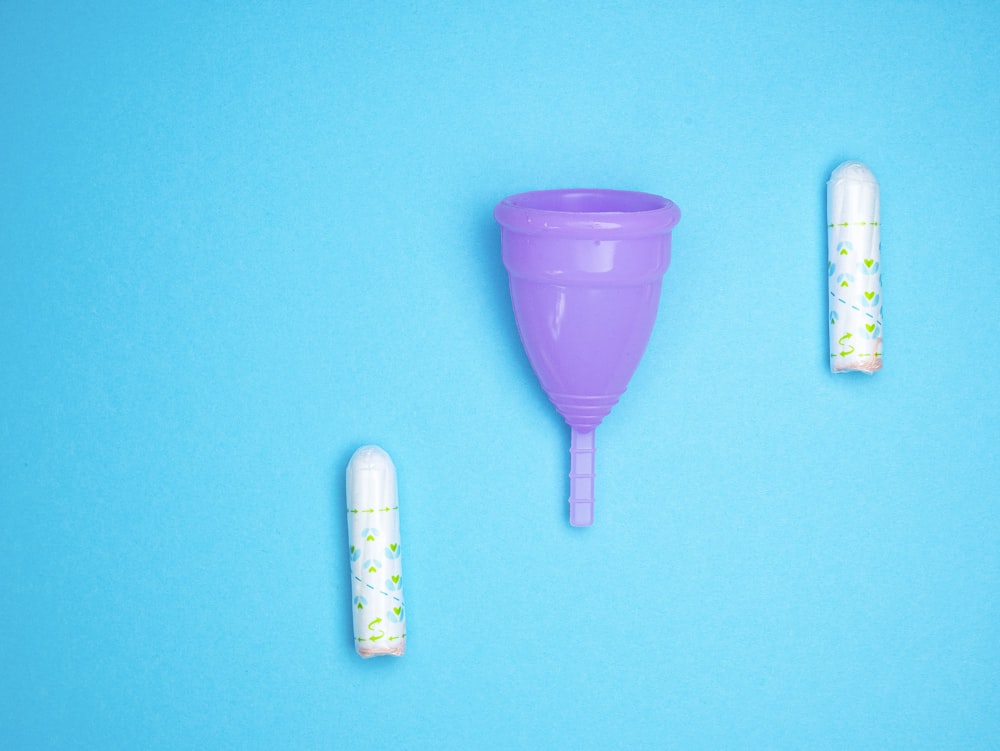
xmin=494 ymin=188 xmax=680 ymax=238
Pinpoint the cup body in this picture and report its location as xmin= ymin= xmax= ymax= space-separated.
xmin=495 ymin=189 xmax=680 ymax=430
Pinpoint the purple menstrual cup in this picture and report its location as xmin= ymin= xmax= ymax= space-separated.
xmin=494 ymin=189 xmax=681 ymax=526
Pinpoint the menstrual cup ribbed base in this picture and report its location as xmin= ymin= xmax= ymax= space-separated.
xmin=549 ymin=394 xmax=621 ymax=431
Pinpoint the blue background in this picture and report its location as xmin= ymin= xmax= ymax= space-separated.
xmin=3 ymin=2 xmax=999 ymax=748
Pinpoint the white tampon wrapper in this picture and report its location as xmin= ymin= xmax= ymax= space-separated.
xmin=828 ymin=161 xmax=882 ymax=374
xmin=346 ymin=446 xmax=406 ymax=657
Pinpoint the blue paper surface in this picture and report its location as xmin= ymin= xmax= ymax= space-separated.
xmin=2 ymin=2 xmax=999 ymax=748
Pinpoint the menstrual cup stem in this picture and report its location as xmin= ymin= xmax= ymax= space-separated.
xmin=569 ymin=428 xmax=596 ymax=527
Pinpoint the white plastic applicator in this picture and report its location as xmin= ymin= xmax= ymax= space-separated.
xmin=828 ymin=161 xmax=882 ymax=373
xmin=346 ymin=446 xmax=406 ymax=657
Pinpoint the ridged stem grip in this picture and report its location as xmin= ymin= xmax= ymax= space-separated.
xmin=569 ymin=428 xmax=596 ymax=526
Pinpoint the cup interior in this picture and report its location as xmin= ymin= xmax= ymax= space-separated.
xmin=506 ymin=189 xmax=668 ymax=214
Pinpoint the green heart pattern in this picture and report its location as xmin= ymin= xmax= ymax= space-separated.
xmin=828 ymin=213 xmax=882 ymax=371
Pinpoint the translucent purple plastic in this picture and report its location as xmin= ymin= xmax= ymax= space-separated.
xmin=495 ymin=189 xmax=681 ymax=526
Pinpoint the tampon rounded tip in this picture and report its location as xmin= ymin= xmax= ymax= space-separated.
xmin=829 ymin=160 xmax=878 ymax=185
xmin=347 ymin=445 xmax=393 ymax=473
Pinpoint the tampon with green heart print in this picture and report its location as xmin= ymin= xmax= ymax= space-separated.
xmin=828 ymin=161 xmax=882 ymax=373
xmin=346 ymin=446 xmax=406 ymax=657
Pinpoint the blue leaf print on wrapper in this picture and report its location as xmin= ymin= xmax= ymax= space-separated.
xmin=860 ymin=260 xmax=880 ymax=275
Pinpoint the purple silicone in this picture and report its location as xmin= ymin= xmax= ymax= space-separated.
xmin=569 ymin=428 xmax=595 ymax=527
xmin=495 ymin=189 xmax=680 ymax=526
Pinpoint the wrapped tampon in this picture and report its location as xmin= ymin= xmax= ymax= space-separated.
xmin=828 ymin=161 xmax=882 ymax=373
xmin=346 ymin=446 xmax=406 ymax=657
